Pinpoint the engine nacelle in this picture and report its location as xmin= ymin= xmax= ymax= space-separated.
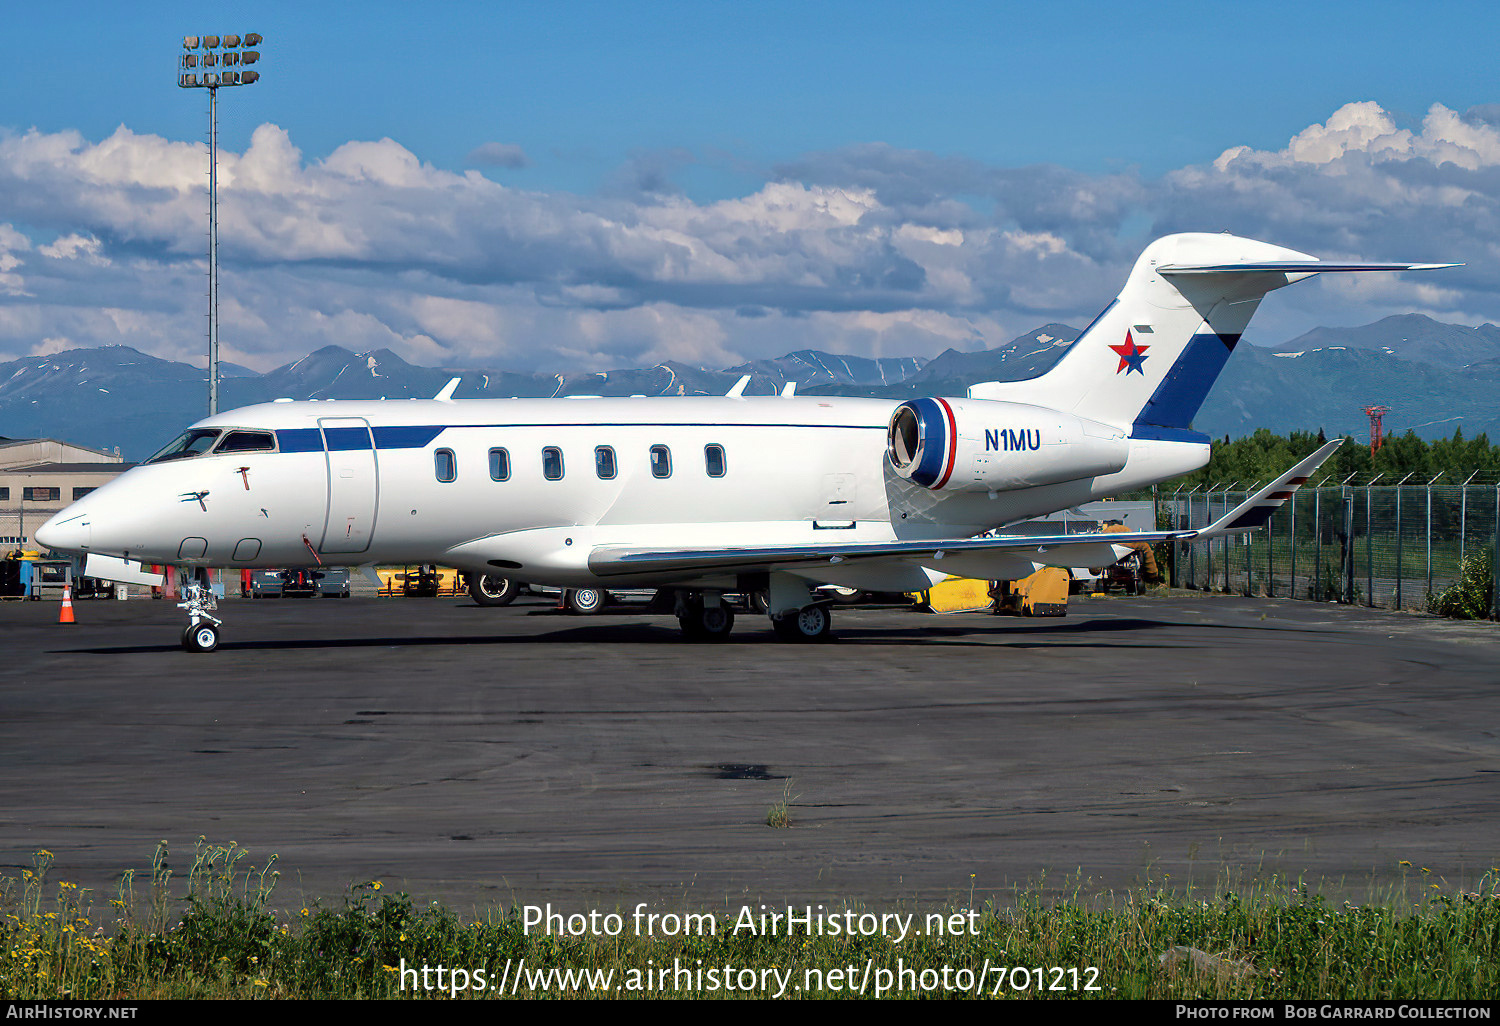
xmin=887 ymin=397 xmax=1129 ymax=492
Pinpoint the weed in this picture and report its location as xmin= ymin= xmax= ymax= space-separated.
xmin=766 ymin=778 xmax=798 ymax=829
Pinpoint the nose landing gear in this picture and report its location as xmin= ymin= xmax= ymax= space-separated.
xmin=177 ymin=577 xmax=223 ymax=653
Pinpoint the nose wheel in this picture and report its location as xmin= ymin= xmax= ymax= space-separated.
xmin=177 ymin=581 xmax=224 ymax=653
xmin=182 ymin=621 xmax=220 ymax=653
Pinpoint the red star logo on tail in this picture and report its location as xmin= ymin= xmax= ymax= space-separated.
xmin=1109 ymin=331 xmax=1149 ymax=375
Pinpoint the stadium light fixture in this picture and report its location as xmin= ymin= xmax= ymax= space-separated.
xmin=178 ymin=31 xmax=264 ymax=416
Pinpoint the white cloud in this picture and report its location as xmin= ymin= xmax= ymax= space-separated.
xmin=0 ymin=222 xmax=30 ymax=296
xmin=39 ymin=232 xmax=108 ymax=264
xmin=2 ymin=104 xmax=1499 ymax=375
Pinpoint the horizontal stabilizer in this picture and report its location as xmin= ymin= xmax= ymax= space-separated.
xmin=1159 ymin=261 xmax=1459 ymax=275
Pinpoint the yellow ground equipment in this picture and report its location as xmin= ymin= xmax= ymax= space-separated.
xmin=376 ymin=566 xmax=464 ymax=597
xmin=991 ymin=567 xmax=1070 ymax=617
xmin=910 ymin=575 xmax=995 ymax=613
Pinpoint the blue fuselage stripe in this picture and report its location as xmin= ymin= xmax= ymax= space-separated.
xmin=274 ymin=421 xmax=884 ymax=456
xmin=323 ymin=426 xmax=373 ymax=450
xmin=276 ymin=428 xmax=323 ymax=453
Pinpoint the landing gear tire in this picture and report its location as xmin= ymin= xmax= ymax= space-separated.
xmin=469 ymin=574 xmax=519 ymax=607
xmin=565 ymin=588 xmax=606 ymax=615
xmin=772 ymin=603 xmax=832 ymax=642
xmin=181 ymin=622 xmax=219 ymax=653
xmin=680 ymin=602 xmax=735 ymax=641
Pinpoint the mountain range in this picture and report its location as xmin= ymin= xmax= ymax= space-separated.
xmin=2 ymin=314 xmax=1498 ymax=460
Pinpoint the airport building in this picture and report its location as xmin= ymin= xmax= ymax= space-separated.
xmin=0 ymin=437 xmax=131 ymax=551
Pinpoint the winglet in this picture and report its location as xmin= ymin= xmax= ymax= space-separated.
xmin=1196 ymin=439 xmax=1343 ymax=538
xmin=433 ymin=377 xmax=461 ymax=401
xmin=725 ymin=374 xmax=752 ymax=398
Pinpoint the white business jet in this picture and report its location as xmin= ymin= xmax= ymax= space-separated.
xmin=36 ymin=233 xmax=1452 ymax=651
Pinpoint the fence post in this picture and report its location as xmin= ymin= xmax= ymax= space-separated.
xmin=1395 ymin=486 xmax=1403 ymax=611
xmin=1460 ymin=485 xmax=1468 ymax=569
xmin=1187 ymin=494 xmax=1196 ymax=588
xmin=1492 ymin=486 xmax=1499 ymax=620
xmin=1312 ymin=489 xmax=1322 ymax=601
xmin=1265 ymin=506 xmax=1273 ymax=597
xmin=1287 ymin=496 xmax=1294 ymax=600
xmin=1244 ymin=496 xmax=1253 ymax=596
xmin=1426 ymin=485 xmax=1433 ymax=600
xmin=1366 ymin=488 xmax=1374 ymax=608
xmin=1344 ymin=489 xmax=1355 ymax=605
xmin=1206 ymin=492 xmax=1218 ymax=588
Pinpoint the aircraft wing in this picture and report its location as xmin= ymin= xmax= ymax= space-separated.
xmin=588 ymin=440 xmax=1342 ymax=578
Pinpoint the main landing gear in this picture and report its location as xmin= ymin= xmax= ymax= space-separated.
xmin=765 ymin=571 xmax=834 ymax=643
xmin=770 ymin=602 xmax=833 ymax=641
xmin=670 ymin=574 xmax=836 ymax=642
xmin=675 ymin=592 xmax=736 ymax=642
xmin=177 ymin=572 xmax=223 ymax=653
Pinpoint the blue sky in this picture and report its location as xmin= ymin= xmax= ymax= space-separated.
xmin=12 ymin=1 xmax=1497 ymax=192
xmin=2 ymin=1 xmax=1499 ymax=372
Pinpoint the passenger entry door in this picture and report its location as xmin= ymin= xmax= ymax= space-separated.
xmin=318 ymin=417 xmax=378 ymax=554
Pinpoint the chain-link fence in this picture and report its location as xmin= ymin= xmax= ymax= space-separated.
xmin=1166 ymin=485 xmax=1500 ymax=615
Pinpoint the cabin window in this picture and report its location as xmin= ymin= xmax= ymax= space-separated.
xmin=434 ymin=448 xmax=457 ymax=483
xmin=542 ymin=446 xmax=565 ymax=481
xmin=595 ymin=446 xmax=617 ymax=480
xmin=650 ymin=444 xmax=671 ymax=479
xmin=704 ymin=444 xmax=726 ymax=478
xmin=214 ymin=430 xmax=276 ymax=454
xmin=144 ymin=429 xmax=221 ymax=464
xmin=488 ymin=448 xmax=510 ymax=482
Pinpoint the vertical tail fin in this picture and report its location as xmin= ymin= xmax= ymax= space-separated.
xmin=967 ymin=233 xmax=1453 ymax=436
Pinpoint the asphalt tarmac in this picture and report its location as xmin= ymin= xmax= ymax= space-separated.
xmin=1 ymin=591 xmax=1497 ymax=914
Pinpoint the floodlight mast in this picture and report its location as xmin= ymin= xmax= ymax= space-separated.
xmin=178 ymin=33 xmax=263 ymax=416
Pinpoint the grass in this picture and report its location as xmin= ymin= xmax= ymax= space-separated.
xmin=3 ymin=840 xmax=1498 ymax=999
xmin=766 ymin=778 xmax=797 ymax=829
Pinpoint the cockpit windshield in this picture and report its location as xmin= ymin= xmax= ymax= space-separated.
xmin=144 ymin=429 xmax=222 ymax=464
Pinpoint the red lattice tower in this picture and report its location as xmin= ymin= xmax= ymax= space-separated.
xmin=1363 ymin=405 xmax=1390 ymax=457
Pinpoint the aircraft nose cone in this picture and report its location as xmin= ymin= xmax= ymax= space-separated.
xmin=35 ymin=509 xmax=92 ymax=554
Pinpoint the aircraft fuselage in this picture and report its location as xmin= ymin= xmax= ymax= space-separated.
xmin=39 ymin=394 xmax=1207 ymax=589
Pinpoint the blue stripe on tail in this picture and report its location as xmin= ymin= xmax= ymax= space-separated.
xmin=1135 ymin=333 xmax=1240 ymax=430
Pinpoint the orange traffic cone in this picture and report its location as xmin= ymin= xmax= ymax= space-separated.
xmin=59 ymin=583 xmax=76 ymax=624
